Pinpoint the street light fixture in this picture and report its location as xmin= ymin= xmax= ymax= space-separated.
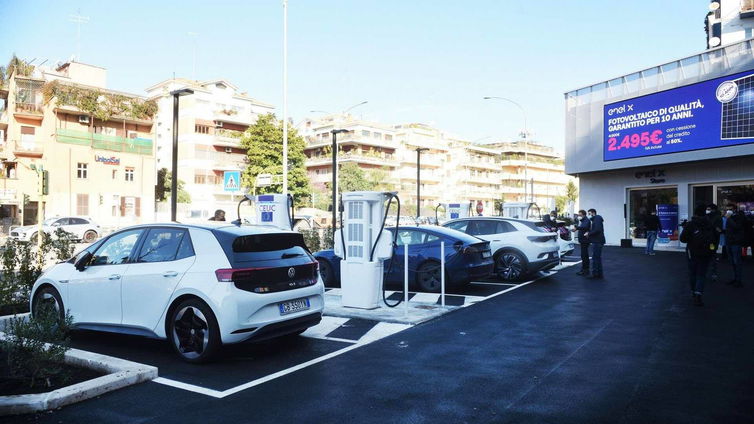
xmin=170 ymin=88 xmax=194 ymax=222
xmin=331 ymin=129 xmax=349 ymax=229
xmin=483 ymin=96 xmax=531 ymax=203
xmin=415 ymin=147 xmax=429 ymax=218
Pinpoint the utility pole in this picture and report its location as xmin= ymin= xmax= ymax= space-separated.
xmin=282 ymin=0 xmax=289 ymax=195
xmin=416 ymin=147 xmax=429 ymax=218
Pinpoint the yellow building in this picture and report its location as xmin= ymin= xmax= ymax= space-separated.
xmin=0 ymin=61 xmax=156 ymax=232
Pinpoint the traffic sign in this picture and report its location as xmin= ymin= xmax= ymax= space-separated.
xmin=223 ymin=171 xmax=241 ymax=192
xmin=256 ymin=173 xmax=273 ymax=187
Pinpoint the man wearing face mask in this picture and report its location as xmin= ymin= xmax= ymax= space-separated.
xmin=571 ymin=209 xmax=591 ymax=275
xmin=584 ymin=208 xmax=605 ymax=279
xmin=706 ymin=204 xmax=723 ymax=282
xmin=724 ymin=205 xmax=746 ymax=287
xmin=644 ymin=209 xmax=661 ymax=256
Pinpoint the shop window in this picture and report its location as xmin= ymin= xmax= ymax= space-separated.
xmin=77 ymin=194 xmax=89 ymax=216
xmin=77 ymin=163 xmax=88 ymax=179
xmin=125 ymin=167 xmax=134 ymax=182
xmin=717 ymin=184 xmax=754 ymax=214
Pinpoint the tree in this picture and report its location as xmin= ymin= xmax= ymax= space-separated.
xmin=338 ymin=162 xmax=373 ymax=192
xmin=240 ymin=113 xmax=310 ymax=205
xmin=565 ymin=180 xmax=579 ymax=203
xmin=156 ymin=168 xmax=191 ymax=203
xmin=554 ymin=195 xmax=568 ymax=214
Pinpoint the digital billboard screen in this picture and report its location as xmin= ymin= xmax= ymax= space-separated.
xmin=603 ymin=69 xmax=754 ymax=161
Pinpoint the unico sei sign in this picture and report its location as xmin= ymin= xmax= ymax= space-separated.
xmin=603 ymin=69 xmax=754 ymax=161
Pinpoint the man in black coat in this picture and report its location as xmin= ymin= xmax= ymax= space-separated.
xmin=644 ymin=210 xmax=661 ymax=256
xmin=724 ymin=205 xmax=747 ymax=287
xmin=706 ymin=204 xmax=723 ymax=282
xmin=680 ymin=205 xmax=716 ymax=306
xmin=585 ymin=208 xmax=605 ymax=279
xmin=572 ymin=209 xmax=591 ymax=276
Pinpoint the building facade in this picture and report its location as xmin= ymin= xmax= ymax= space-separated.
xmin=565 ymin=38 xmax=754 ymax=246
xmin=0 ymin=61 xmax=156 ymax=231
xmin=146 ymin=78 xmax=274 ymax=220
xmin=705 ymin=0 xmax=754 ymax=49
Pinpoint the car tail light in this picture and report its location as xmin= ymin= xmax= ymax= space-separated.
xmin=215 ymin=267 xmax=266 ymax=283
xmin=462 ymin=245 xmax=479 ymax=254
xmin=216 ymin=263 xmax=319 ymax=293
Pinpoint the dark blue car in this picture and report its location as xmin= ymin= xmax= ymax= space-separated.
xmin=313 ymin=226 xmax=494 ymax=292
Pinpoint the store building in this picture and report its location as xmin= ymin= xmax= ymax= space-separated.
xmin=564 ymin=38 xmax=754 ymax=246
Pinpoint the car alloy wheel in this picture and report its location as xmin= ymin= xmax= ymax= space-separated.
xmin=82 ymin=230 xmax=97 ymax=243
xmin=172 ymin=306 xmax=210 ymax=360
xmin=417 ymin=262 xmax=442 ymax=292
xmin=32 ymin=287 xmax=64 ymax=327
xmin=317 ymin=259 xmax=335 ymax=287
xmin=497 ymin=252 xmax=524 ymax=281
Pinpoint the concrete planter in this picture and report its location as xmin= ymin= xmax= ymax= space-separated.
xmin=0 ymin=314 xmax=158 ymax=416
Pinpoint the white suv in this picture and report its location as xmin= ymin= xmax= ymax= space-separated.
xmin=10 ymin=216 xmax=100 ymax=243
xmin=443 ymin=217 xmax=559 ymax=281
xmin=30 ymin=223 xmax=325 ymax=363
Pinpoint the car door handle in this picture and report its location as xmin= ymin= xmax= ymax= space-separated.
xmin=108 ymin=274 xmax=121 ymax=280
xmin=163 ymin=271 xmax=179 ymax=277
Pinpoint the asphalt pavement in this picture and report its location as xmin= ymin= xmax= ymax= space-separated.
xmin=9 ymin=247 xmax=754 ymax=424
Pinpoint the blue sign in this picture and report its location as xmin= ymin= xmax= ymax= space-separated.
xmin=657 ymin=204 xmax=679 ymax=242
xmin=261 ymin=211 xmax=273 ymax=222
xmin=223 ymin=171 xmax=241 ymax=192
xmin=604 ymin=69 xmax=754 ymax=161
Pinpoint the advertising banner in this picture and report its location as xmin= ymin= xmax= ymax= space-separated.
xmin=657 ymin=204 xmax=679 ymax=242
xmin=603 ymin=69 xmax=754 ymax=161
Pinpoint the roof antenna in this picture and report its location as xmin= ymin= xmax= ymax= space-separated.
xmin=69 ymin=9 xmax=90 ymax=62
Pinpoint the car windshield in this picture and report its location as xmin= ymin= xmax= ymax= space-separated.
xmin=43 ymin=218 xmax=59 ymax=226
xmin=516 ymin=220 xmax=551 ymax=233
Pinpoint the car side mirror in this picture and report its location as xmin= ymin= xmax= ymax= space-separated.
xmin=75 ymin=252 xmax=93 ymax=271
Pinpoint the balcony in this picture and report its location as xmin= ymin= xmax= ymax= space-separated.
xmin=13 ymin=102 xmax=44 ymax=121
xmin=214 ymin=129 xmax=244 ymax=146
xmin=742 ymin=0 xmax=754 ymax=18
xmin=13 ymin=139 xmax=44 ymax=158
xmin=307 ymin=151 xmax=397 ymax=168
xmin=56 ymin=128 xmax=153 ymax=155
xmin=306 ymin=133 xmax=398 ymax=150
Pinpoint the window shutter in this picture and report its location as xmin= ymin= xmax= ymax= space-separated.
xmin=135 ymin=197 xmax=141 ymax=217
xmin=120 ymin=197 xmax=126 ymax=216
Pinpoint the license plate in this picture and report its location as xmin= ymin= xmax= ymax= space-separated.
xmin=482 ymin=250 xmax=492 ymax=258
xmin=279 ymin=298 xmax=310 ymax=315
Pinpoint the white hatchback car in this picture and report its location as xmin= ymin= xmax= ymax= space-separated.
xmin=10 ymin=216 xmax=100 ymax=243
xmin=443 ymin=217 xmax=560 ymax=281
xmin=30 ymin=223 xmax=325 ymax=362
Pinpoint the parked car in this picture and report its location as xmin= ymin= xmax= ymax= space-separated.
xmin=527 ymin=219 xmax=575 ymax=257
xmin=30 ymin=223 xmax=325 ymax=363
xmin=10 ymin=216 xmax=100 ymax=243
xmin=442 ymin=217 xmax=559 ymax=281
xmin=314 ymin=225 xmax=494 ymax=292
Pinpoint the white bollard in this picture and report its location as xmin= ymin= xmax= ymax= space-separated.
xmin=440 ymin=241 xmax=445 ymax=307
xmin=404 ymin=244 xmax=409 ymax=317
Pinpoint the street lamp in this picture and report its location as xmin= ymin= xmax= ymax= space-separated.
xmin=170 ymin=88 xmax=194 ymax=222
xmin=331 ymin=129 xmax=349 ymax=229
xmin=483 ymin=96 xmax=531 ymax=203
xmin=416 ymin=147 xmax=429 ymax=218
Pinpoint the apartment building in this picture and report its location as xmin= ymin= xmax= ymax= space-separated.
xmin=299 ymin=114 xmax=399 ymax=193
xmin=393 ymin=123 xmax=451 ymax=213
xmin=0 ymin=60 xmax=156 ymax=230
xmin=705 ymin=0 xmax=754 ymax=49
xmin=146 ymin=78 xmax=275 ymax=220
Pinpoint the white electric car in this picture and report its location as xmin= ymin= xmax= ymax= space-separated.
xmin=30 ymin=223 xmax=325 ymax=363
xmin=10 ymin=216 xmax=100 ymax=243
xmin=443 ymin=217 xmax=559 ymax=281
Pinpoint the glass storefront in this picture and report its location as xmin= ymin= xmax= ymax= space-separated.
xmin=627 ymin=187 xmax=678 ymax=240
xmin=692 ymin=181 xmax=754 ymax=217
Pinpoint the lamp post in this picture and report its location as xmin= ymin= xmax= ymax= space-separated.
xmin=282 ymin=0 xmax=289 ymax=195
xmin=331 ymin=129 xmax=349 ymax=229
xmin=170 ymin=88 xmax=194 ymax=222
xmin=483 ymin=96 xmax=530 ymax=203
xmin=416 ymin=147 xmax=429 ymax=218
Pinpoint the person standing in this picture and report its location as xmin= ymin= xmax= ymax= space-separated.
xmin=585 ymin=208 xmax=605 ymax=279
xmin=724 ymin=205 xmax=746 ymax=287
xmin=680 ymin=205 xmax=716 ymax=306
xmin=706 ymin=204 xmax=723 ymax=282
xmin=644 ymin=209 xmax=661 ymax=256
xmin=572 ymin=209 xmax=591 ymax=276
xmin=208 ymin=209 xmax=226 ymax=221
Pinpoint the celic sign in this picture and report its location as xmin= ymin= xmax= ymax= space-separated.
xmin=95 ymin=155 xmax=120 ymax=165
xmin=603 ymin=68 xmax=754 ymax=161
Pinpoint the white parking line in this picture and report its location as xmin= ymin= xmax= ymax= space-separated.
xmin=470 ymin=281 xmax=518 ymax=286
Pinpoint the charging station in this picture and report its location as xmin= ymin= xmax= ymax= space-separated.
xmin=237 ymin=193 xmax=294 ymax=231
xmin=334 ymin=191 xmax=397 ymax=309
xmin=436 ymin=202 xmax=472 ymax=223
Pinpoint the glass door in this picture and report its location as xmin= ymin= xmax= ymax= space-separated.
xmin=627 ymin=187 xmax=678 ymax=242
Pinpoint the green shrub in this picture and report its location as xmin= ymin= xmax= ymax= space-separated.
xmin=299 ymin=229 xmax=321 ymax=252
xmin=1 ymin=306 xmax=73 ymax=389
xmin=321 ymin=227 xmax=334 ymax=250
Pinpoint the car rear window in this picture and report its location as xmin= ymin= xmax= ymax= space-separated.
xmin=517 ymin=220 xmax=550 ymax=233
xmin=231 ymin=233 xmax=310 ymax=263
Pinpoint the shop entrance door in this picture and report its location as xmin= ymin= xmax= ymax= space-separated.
xmin=627 ymin=187 xmax=678 ymax=243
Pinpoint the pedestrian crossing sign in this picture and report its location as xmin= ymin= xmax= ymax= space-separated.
xmin=223 ymin=171 xmax=241 ymax=192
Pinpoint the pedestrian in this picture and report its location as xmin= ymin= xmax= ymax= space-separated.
xmin=680 ymin=205 xmax=717 ymax=306
xmin=572 ymin=210 xmax=591 ymax=275
xmin=724 ymin=205 xmax=746 ymax=287
xmin=706 ymin=204 xmax=723 ymax=282
xmin=644 ymin=209 xmax=660 ymax=256
xmin=208 ymin=209 xmax=226 ymax=221
xmin=584 ymin=208 xmax=605 ymax=279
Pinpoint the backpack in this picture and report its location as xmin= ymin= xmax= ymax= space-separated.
xmin=682 ymin=220 xmax=716 ymax=257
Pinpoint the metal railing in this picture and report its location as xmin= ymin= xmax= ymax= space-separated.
xmin=14 ymin=102 xmax=43 ymax=115
xmin=56 ymin=128 xmax=153 ymax=155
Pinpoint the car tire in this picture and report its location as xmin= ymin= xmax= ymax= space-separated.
xmin=416 ymin=261 xmax=442 ymax=292
xmin=495 ymin=251 xmax=528 ymax=282
xmin=168 ymin=298 xmax=221 ymax=363
xmin=82 ymin=230 xmax=98 ymax=243
xmin=317 ymin=258 xmax=337 ymax=287
xmin=29 ymin=232 xmax=39 ymax=244
xmin=32 ymin=285 xmax=65 ymax=326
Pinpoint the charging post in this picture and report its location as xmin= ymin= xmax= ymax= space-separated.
xmin=440 ymin=241 xmax=445 ymax=307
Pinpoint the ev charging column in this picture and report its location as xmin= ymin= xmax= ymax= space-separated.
xmin=335 ymin=191 xmax=393 ymax=309
xmin=247 ymin=194 xmax=293 ymax=230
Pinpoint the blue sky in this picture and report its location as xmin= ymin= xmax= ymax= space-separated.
xmin=0 ymin=0 xmax=706 ymax=151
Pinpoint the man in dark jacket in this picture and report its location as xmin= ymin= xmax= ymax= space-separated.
xmin=706 ymin=204 xmax=723 ymax=282
xmin=644 ymin=210 xmax=661 ymax=256
xmin=724 ymin=205 xmax=747 ymax=287
xmin=585 ymin=208 xmax=605 ymax=279
xmin=572 ymin=209 xmax=591 ymax=275
xmin=680 ymin=205 xmax=716 ymax=306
